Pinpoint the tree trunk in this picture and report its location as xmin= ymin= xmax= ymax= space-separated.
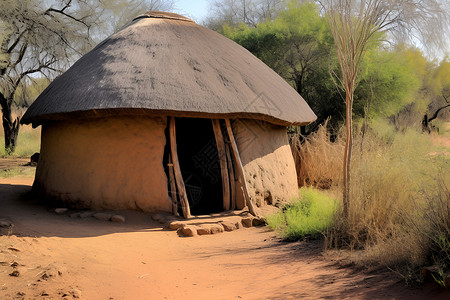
xmin=422 ymin=103 xmax=450 ymax=133
xmin=1 ymin=95 xmax=20 ymax=154
xmin=422 ymin=114 xmax=430 ymax=133
xmin=342 ymin=92 xmax=353 ymax=220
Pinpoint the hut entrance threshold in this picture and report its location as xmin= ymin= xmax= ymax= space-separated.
xmin=166 ymin=117 xmax=256 ymax=219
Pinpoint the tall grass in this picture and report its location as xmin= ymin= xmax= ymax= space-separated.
xmin=294 ymin=119 xmax=450 ymax=283
xmin=291 ymin=120 xmax=343 ymax=188
xmin=0 ymin=125 xmax=41 ymax=157
xmin=267 ymin=188 xmax=338 ymax=241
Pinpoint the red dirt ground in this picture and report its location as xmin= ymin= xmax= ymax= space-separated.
xmin=0 ymin=169 xmax=449 ymax=299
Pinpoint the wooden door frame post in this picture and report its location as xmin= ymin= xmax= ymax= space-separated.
xmin=224 ymin=119 xmax=257 ymax=216
xmin=169 ymin=117 xmax=191 ymax=219
xmin=212 ymin=119 xmax=231 ymax=211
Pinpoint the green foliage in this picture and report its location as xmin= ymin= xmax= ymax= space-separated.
xmin=222 ymin=1 xmax=428 ymax=129
xmin=355 ymin=46 xmax=425 ymax=118
xmin=427 ymin=58 xmax=450 ymax=96
xmin=266 ymin=188 xmax=338 ymax=241
xmin=223 ymin=1 xmax=343 ymax=128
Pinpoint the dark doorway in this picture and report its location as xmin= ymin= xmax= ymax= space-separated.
xmin=175 ymin=118 xmax=223 ymax=215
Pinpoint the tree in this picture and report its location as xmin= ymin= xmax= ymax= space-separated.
xmin=321 ymin=0 xmax=450 ymax=218
xmin=0 ymin=0 xmax=98 ymax=153
xmin=204 ymin=0 xmax=285 ymax=30
xmin=356 ymin=45 xmax=426 ymax=120
xmin=422 ymin=58 xmax=450 ymax=132
xmin=0 ymin=0 xmax=175 ymax=154
xmin=223 ymin=1 xmax=344 ymax=131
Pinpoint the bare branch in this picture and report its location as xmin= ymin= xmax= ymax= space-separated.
xmin=45 ymin=7 xmax=90 ymax=29
xmin=7 ymin=29 xmax=28 ymax=53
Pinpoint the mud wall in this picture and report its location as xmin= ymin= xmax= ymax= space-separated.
xmin=233 ymin=119 xmax=298 ymax=208
xmin=35 ymin=116 xmax=171 ymax=212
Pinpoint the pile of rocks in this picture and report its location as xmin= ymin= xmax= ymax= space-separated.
xmin=152 ymin=211 xmax=266 ymax=237
xmin=52 ymin=207 xmax=268 ymax=237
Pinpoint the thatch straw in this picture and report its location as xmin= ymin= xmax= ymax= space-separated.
xmin=22 ymin=12 xmax=316 ymax=127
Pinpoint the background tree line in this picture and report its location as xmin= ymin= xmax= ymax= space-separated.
xmin=206 ymin=0 xmax=449 ymax=135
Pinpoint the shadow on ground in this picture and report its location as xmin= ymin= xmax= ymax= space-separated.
xmin=0 ymin=183 xmax=166 ymax=239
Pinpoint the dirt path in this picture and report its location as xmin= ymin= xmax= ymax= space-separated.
xmin=0 ymin=177 xmax=448 ymax=300
xmin=0 ymin=158 xmax=30 ymax=171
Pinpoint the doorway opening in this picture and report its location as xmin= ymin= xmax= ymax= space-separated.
xmin=174 ymin=117 xmax=223 ymax=215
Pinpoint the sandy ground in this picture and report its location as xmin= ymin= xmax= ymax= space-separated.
xmin=0 ymin=167 xmax=449 ymax=299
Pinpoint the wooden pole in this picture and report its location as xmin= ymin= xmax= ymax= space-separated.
xmin=169 ymin=117 xmax=191 ymax=219
xmin=212 ymin=119 xmax=231 ymax=211
xmin=224 ymin=119 xmax=257 ymax=216
xmin=225 ymin=143 xmax=236 ymax=210
xmin=167 ymin=154 xmax=179 ymax=217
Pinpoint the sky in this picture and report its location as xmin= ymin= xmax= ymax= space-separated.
xmin=174 ymin=0 xmax=210 ymax=23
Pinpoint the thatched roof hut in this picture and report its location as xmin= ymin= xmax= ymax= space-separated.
xmin=22 ymin=12 xmax=316 ymax=218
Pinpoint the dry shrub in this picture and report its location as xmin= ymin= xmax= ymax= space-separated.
xmin=291 ymin=120 xmax=344 ymax=188
xmin=294 ymin=120 xmax=450 ymax=282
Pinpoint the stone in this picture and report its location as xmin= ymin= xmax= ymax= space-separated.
xmin=168 ymin=221 xmax=185 ymax=230
xmin=241 ymin=217 xmax=253 ymax=227
xmin=252 ymin=216 xmax=266 ymax=226
xmin=208 ymin=224 xmax=224 ymax=234
xmin=55 ymin=208 xmax=68 ymax=214
xmin=79 ymin=211 xmax=95 ymax=218
xmin=93 ymin=213 xmax=111 ymax=221
xmin=221 ymin=222 xmax=237 ymax=232
xmin=196 ymin=227 xmax=210 ymax=235
xmin=111 ymin=215 xmax=126 ymax=223
xmin=71 ymin=289 xmax=82 ymax=298
xmin=180 ymin=225 xmax=197 ymax=237
xmin=9 ymin=270 xmax=20 ymax=277
xmin=40 ymin=264 xmax=65 ymax=280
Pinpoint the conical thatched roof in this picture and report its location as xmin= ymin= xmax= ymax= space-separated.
xmin=21 ymin=12 xmax=316 ymax=127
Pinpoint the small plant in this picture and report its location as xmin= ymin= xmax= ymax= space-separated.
xmin=431 ymin=267 xmax=448 ymax=289
xmin=267 ymin=188 xmax=338 ymax=241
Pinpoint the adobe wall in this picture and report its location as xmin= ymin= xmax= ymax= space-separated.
xmin=34 ymin=116 xmax=171 ymax=212
xmin=233 ymin=119 xmax=298 ymax=208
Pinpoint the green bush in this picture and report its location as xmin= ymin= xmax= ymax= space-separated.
xmin=267 ymin=188 xmax=338 ymax=241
